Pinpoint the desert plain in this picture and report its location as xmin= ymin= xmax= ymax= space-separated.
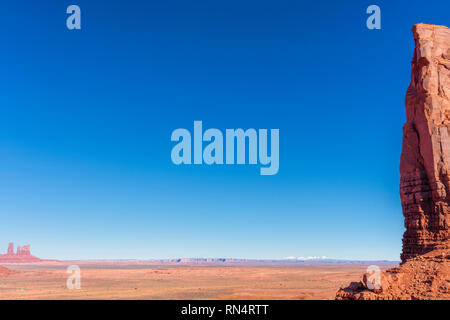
xmin=0 ymin=262 xmax=396 ymax=300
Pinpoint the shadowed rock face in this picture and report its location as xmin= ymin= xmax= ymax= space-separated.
xmin=400 ymin=23 xmax=450 ymax=263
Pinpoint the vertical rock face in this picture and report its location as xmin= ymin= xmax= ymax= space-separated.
xmin=336 ymin=24 xmax=450 ymax=300
xmin=400 ymin=23 xmax=450 ymax=262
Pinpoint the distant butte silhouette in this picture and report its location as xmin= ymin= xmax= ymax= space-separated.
xmin=0 ymin=242 xmax=41 ymax=263
xmin=336 ymin=23 xmax=450 ymax=300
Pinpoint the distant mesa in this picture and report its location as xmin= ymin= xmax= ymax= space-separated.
xmin=0 ymin=242 xmax=41 ymax=263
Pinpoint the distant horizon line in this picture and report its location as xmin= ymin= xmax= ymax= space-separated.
xmin=0 ymin=242 xmax=400 ymax=263
xmin=4 ymin=256 xmax=400 ymax=263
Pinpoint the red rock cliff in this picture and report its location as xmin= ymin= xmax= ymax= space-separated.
xmin=0 ymin=242 xmax=40 ymax=262
xmin=336 ymin=24 xmax=450 ymax=300
xmin=400 ymin=23 xmax=450 ymax=262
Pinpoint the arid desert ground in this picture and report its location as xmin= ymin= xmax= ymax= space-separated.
xmin=0 ymin=262 xmax=396 ymax=300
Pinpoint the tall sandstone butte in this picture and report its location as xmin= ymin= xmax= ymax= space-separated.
xmin=400 ymin=23 xmax=450 ymax=262
xmin=336 ymin=24 xmax=450 ymax=300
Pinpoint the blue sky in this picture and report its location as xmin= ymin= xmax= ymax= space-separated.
xmin=0 ymin=0 xmax=449 ymax=260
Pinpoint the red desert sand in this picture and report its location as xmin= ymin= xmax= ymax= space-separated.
xmin=0 ymin=261 xmax=395 ymax=300
xmin=0 ymin=244 xmax=397 ymax=300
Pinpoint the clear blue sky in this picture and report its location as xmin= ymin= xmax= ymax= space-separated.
xmin=0 ymin=0 xmax=449 ymax=260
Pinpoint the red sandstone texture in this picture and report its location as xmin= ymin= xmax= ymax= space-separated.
xmin=0 ymin=242 xmax=40 ymax=263
xmin=336 ymin=23 xmax=450 ymax=300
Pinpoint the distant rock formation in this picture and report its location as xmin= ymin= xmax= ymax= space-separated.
xmin=7 ymin=242 xmax=14 ymax=255
xmin=0 ymin=242 xmax=41 ymax=263
xmin=17 ymin=245 xmax=31 ymax=256
xmin=336 ymin=23 xmax=450 ymax=300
